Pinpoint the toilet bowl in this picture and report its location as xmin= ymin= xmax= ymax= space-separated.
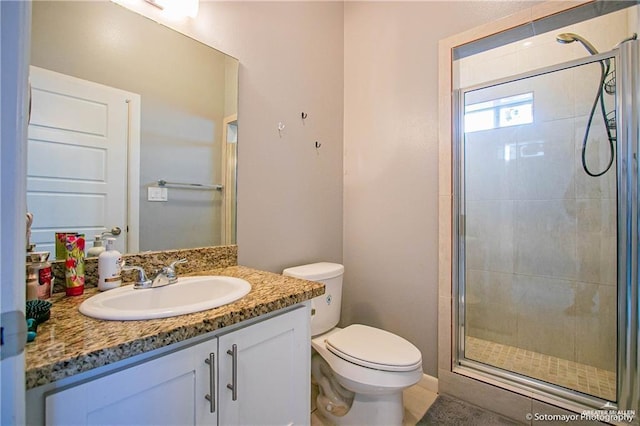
xmin=283 ymin=262 xmax=423 ymax=426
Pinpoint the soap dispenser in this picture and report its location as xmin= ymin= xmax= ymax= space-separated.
xmin=87 ymin=235 xmax=105 ymax=258
xmin=98 ymin=238 xmax=122 ymax=291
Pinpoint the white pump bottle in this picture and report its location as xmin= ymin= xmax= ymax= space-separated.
xmin=98 ymin=238 xmax=122 ymax=291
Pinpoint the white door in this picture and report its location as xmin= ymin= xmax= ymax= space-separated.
xmin=27 ymin=66 xmax=139 ymax=257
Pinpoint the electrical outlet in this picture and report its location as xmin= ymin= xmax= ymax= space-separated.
xmin=148 ymin=187 xmax=168 ymax=202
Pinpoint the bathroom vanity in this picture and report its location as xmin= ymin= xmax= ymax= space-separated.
xmin=25 ymin=266 xmax=323 ymax=425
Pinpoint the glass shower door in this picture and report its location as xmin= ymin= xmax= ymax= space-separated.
xmin=459 ymin=54 xmax=618 ymax=401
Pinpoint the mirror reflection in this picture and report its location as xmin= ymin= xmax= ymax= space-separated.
xmin=28 ymin=0 xmax=238 ymax=258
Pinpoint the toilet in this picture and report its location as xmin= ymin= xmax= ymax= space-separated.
xmin=283 ymin=262 xmax=423 ymax=426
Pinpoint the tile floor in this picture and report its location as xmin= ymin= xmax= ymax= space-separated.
xmin=310 ymin=376 xmax=438 ymax=426
xmin=465 ymin=336 xmax=616 ymax=401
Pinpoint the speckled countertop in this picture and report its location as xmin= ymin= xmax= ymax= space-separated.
xmin=25 ymin=266 xmax=324 ymax=390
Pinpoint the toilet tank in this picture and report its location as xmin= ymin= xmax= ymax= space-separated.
xmin=283 ymin=262 xmax=344 ymax=337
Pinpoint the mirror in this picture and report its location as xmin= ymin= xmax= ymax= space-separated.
xmin=28 ymin=0 xmax=238 ymax=257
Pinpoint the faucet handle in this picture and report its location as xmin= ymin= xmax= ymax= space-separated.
xmin=122 ymin=264 xmax=152 ymax=289
xmin=155 ymin=259 xmax=187 ymax=286
xmin=168 ymin=258 xmax=188 ymax=270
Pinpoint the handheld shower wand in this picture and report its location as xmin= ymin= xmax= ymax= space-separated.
xmin=556 ymin=33 xmax=616 ymax=177
xmin=556 ymin=32 xmax=600 ymax=55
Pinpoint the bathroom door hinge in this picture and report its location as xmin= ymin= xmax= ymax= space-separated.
xmin=1 ymin=310 xmax=27 ymax=360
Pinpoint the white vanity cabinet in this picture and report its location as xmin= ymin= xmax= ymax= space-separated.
xmin=30 ymin=304 xmax=310 ymax=425
xmin=218 ymin=304 xmax=310 ymax=425
xmin=45 ymin=340 xmax=218 ymax=425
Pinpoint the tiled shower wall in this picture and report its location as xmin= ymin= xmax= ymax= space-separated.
xmin=458 ymin=8 xmax=637 ymax=372
xmin=464 ymin=101 xmax=617 ymax=370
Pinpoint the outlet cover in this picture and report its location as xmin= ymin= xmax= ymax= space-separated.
xmin=148 ymin=187 xmax=168 ymax=202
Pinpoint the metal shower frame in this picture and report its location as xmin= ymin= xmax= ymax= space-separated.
xmin=452 ymin=41 xmax=639 ymax=412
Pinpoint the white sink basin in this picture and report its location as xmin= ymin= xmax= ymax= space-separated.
xmin=79 ymin=275 xmax=251 ymax=321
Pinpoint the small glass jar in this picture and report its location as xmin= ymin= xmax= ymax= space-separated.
xmin=28 ymin=251 xmax=52 ymax=300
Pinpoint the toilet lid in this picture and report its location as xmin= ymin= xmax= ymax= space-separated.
xmin=325 ymin=324 xmax=422 ymax=372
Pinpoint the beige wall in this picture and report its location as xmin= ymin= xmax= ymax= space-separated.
xmin=118 ymin=1 xmax=536 ymax=376
xmin=185 ymin=2 xmax=346 ymax=272
xmin=343 ymin=1 xmax=540 ymax=376
xmin=69 ymin=1 xmax=345 ymax=271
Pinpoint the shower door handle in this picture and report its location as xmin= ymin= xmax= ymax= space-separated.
xmin=226 ymin=344 xmax=238 ymax=401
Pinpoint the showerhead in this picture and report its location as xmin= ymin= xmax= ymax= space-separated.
xmin=555 ymin=33 xmax=577 ymax=44
xmin=555 ymin=32 xmax=599 ymax=55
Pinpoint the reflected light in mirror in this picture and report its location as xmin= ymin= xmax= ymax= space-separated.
xmin=145 ymin=0 xmax=199 ymax=18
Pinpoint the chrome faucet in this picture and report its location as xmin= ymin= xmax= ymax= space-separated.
xmin=151 ymin=259 xmax=187 ymax=287
xmin=123 ymin=259 xmax=187 ymax=289
xmin=122 ymin=264 xmax=152 ymax=289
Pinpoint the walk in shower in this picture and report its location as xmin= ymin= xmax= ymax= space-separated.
xmin=452 ymin=1 xmax=639 ymax=412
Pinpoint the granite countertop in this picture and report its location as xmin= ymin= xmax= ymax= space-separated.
xmin=25 ymin=266 xmax=324 ymax=390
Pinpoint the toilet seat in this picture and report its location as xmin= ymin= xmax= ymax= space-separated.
xmin=312 ymin=327 xmax=423 ymax=394
xmin=325 ymin=324 xmax=422 ymax=372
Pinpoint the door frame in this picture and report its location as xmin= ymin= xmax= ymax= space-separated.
xmin=221 ymin=114 xmax=237 ymax=246
xmin=0 ymin=1 xmax=30 ymax=424
xmin=126 ymin=96 xmax=141 ymax=253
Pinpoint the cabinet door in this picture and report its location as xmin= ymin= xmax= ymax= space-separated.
xmin=45 ymin=339 xmax=218 ymax=426
xmin=218 ymin=305 xmax=310 ymax=426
